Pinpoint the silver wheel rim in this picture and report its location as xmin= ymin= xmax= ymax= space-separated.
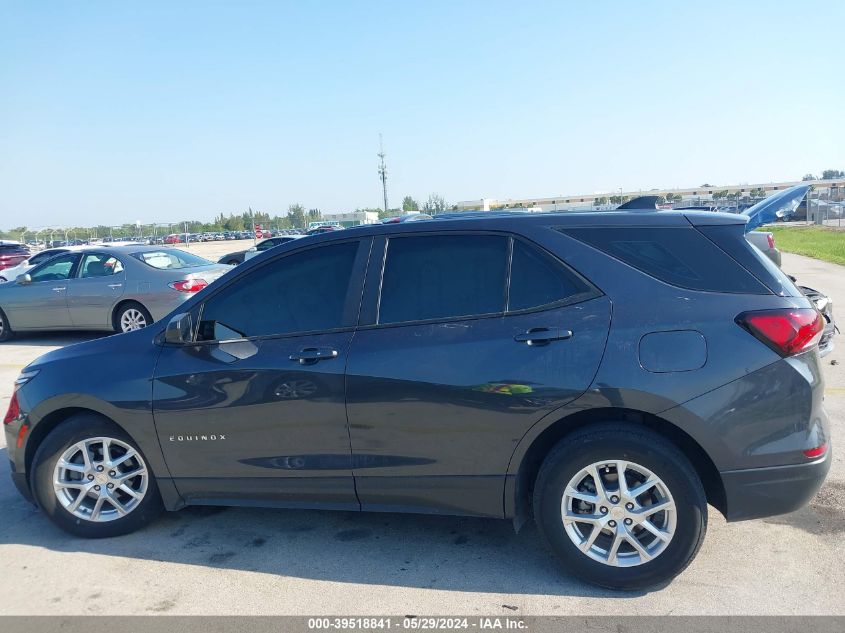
xmin=561 ymin=460 xmax=676 ymax=567
xmin=53 ymin=436 xmax=149 ymax=522
xmin=120 ymin=308 xmax=147 ymax=332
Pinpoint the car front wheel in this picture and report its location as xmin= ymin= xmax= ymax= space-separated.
xmin=31 ymin=414 xmax=162 ymax=537
xmin=533 ymin=424 xmax=707 ymax=590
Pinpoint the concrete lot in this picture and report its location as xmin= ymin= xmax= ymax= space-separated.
xmin=0 ymin=252 xmax=842 ymax=615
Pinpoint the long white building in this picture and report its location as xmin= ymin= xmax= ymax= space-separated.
xmin=456 ymin=178 xmax=845 ymax=212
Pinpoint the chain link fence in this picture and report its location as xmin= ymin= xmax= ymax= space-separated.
xmin=768 ymin=184 xmax=844 ymax=228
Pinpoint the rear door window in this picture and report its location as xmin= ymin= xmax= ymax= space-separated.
xmin=378 ymin=235 xmax=509 ymax=324
xmin=507 ymin=240 xmax=594 ymax=311
xmin=79 ymin=253 xmax=124 ymax=278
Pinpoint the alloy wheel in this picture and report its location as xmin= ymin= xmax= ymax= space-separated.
xmin=561 ymin=460 xmax=676 ymax=567
xmin=120 ymin=308 xmax=147 ymax=332
xmin=52 ymin=437 xmax=149 ymax=522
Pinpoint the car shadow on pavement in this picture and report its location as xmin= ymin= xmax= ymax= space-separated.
xmin=0 ymin=448 xmax=643 ymax=598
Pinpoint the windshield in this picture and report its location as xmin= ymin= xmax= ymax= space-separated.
xmin=131 ymin=249 xmax=212 ymax=270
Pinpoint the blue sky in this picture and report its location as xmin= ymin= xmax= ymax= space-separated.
xmin=1 ymin=1 xmax=843 ymax=228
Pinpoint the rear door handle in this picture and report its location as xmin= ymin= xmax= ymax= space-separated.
xmin=514 ymin=327 xmax=573 ymax=346
xmin=289 ymin=347 xmax=339 ymax=364
xmin=108 ymin=283 xmax=122 ymax=288
xmin=52 ymin=287 xmax=66 ymax=292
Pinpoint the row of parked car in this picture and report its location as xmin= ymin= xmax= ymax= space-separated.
xmin=164 ymin=229 xmax=308 ymax=244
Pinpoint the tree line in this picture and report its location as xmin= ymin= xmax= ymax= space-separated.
xmin=4 ymin=171 xmax=844 ymax=240
xmin=0 ymin=195 xmax=453 ymax=241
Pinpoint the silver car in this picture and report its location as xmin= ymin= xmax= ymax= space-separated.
xmin=0 ymin=246 xmax=232 ymax=341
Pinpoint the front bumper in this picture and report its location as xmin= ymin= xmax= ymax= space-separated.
xmin=721 ymin=448 xmax=831 ymax=521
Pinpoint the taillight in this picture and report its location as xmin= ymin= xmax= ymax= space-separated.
xmin=3 ymin=391 xmax=20 ymax=425
xmin=766 ymin=234 xmax=775 ymax=249
xmin=169 ymin=279 xmax=208 ymax=293
xmin=736 ymin=308 xmax=824 ymax=356
xmin=803 ymin=442 xmax=828 ymax=459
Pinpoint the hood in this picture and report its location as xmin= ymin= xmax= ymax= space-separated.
xmin=742 ymin=184 xmax=809 ymax=232
xmin=23 ymin=326 xmax=158 ymax=371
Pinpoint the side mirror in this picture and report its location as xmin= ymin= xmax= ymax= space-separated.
xmin=16 ymin=273 xmax=32 ymax=285
xmin=164 ymin=312 xmax=193 ymax=345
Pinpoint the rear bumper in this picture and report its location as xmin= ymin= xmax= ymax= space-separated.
xmin=721 ymin=448 xmax=831 ymax=521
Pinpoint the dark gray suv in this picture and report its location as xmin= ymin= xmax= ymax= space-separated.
xmin=4 ymin=209 xmax=831 ymax=589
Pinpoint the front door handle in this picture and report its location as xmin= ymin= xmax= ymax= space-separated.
xmin=52 ymin=287 xmax=66 ymax=292
xmin=289 ymin=347 xmax=339 ymax=365
xmin=514 ymin=327 xmax=572 ymax=346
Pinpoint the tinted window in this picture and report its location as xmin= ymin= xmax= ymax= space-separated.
xmin=80 ymin=253 xmax=124 ymax=277
xmin=379 ymin=235 xmax=508 ymax=324
xmin=198 ymin=241 xmax=359 ymax=340
xmin=697 ymin=225 xmax=802 ymax=298
xmin=508 ymin=240 xmax=592 ymax=311
xmin=562 ymin=227 xmax=769 ymax=294
xmin=30 ymin=253 xmax=78 ymax=282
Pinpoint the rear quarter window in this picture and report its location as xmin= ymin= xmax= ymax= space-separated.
xmin=131 ymin=250 xmax=211 ymax=270
xmin=561 ymin=227 xmax=770 ymax=294
xmin=697 ymin=225 xmax=802 ymax=297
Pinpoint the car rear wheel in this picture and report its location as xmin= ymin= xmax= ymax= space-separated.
xmin=0 ymin=307 xmax=13 ymax=342
xmin=31 ymin=414 xmax=162 ymax=537
xmin=533 ymin=424 xmax=707 ymax=590
xmin=114 ymin=302 xmax=153 ymax=333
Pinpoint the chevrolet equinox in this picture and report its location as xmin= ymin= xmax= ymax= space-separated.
xmin=3 ymin=209 xmax=831 ymax=589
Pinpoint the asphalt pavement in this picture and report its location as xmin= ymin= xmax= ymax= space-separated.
xmin=0 ymin=251 xmax=842 ymax=615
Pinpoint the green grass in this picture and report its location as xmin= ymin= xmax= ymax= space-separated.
xmin=766 ymin=226 xmax=845 ymax=266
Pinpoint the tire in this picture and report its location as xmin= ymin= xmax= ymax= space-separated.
xmin=114 ymin=301 xmax=153 ymax=333
xmin=0 ymin=306 xmax=13 ymax=342
xmin=31 ymin=413 xmax=162 ymax=537
xmin=533 ymin=424 xmax=707 ymax=590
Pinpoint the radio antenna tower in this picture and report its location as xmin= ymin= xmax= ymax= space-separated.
xmin=378 ymin=134 xmax=388 ymax=214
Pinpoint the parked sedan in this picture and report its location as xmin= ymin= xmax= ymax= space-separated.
xmin=243 ymin=236 xmax=301 ymax=261
xmin=0 ymin=246 xmax=232 ymax=341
